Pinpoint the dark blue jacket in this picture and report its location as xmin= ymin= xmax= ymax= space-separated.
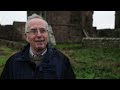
xmin=0 ymin=44 xmax=75 ymax=79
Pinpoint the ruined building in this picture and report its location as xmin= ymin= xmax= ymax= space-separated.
xmin=1 ymin=11 xmax=112 ymax=43
xmin=0 ymin=21 xmax=25 ymax=41
xmin=27 ymin=11 xmax=94 ymax=43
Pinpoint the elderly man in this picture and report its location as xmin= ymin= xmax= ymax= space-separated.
xmin=0 ymin=14 xmax=75 ymax=79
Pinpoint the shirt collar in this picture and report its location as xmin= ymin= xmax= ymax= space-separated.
xmin=29 ymin=47 xmax=47 ymax=57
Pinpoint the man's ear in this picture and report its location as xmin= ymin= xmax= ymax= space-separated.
xmin=24 ymin=33 xmax=28 ymax=42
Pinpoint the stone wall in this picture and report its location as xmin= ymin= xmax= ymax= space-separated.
xmin=51 ymin=24 xmax=83 ymax=43
xmin=0 ymin=25 xmax=13 ymax=40
xmin=47 ymin=11 xmax=84 ymax=43
xmin=82 ymin=37 xmax=120 ymax=48
xmin=115 ymin=11 xmax=120 ymax=29
xmin=96 ymin=29 xmax=114 ymax=37
xmin=96 ymin=28 xmax=120 ymax=37
xmin=0 ymin=21 xmax=25 ymax=41
xmin=0 ymin=39 xmax=25 ymax=50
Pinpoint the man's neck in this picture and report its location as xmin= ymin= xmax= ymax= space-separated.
xmin=30 ymin=47 xmax=47 ymax=56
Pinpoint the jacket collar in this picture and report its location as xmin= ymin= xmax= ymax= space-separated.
xmin=19 ymin=43 xmax=55 ymax=63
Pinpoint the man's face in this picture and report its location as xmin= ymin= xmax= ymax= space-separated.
xmin=25 ymin=18 xmax=49 ymax=51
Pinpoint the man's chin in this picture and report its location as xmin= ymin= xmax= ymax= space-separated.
xmin=36 ymin=45 xmax=45 ymax=50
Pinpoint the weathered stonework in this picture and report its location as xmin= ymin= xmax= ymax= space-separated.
xmin=82 ymin=37 xmax=120 ymax=48
xmin=0 ymin=21 xmax=25 ymax=41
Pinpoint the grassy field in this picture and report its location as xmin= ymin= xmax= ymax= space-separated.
xmin=55 ymin=44 xmax=120 ymax=79
xmin=1 ymin=44 xmax=120 ymax=79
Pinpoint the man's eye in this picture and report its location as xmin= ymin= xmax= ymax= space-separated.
xmin=41 ymin=29 xmax=46 ymax=32
xmin=31 ymin=29 xmax=37 ymax=33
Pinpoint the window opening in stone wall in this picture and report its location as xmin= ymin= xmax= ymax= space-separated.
xmin=93 ymin=11 xmax=115 ymax=30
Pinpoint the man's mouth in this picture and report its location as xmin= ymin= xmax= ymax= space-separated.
xmin=35 ymin=40 xmax=45 ymax=43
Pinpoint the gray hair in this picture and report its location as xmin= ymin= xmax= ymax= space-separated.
xmin=25 ymin=13 xmax=49 ymax=33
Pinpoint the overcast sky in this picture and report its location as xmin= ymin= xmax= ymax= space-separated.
xmin=0 ymin=11 xmax=27 ymax=25
xmin=93 ymin=11 xmax=115 ymax=29
xmin=0 ymin=11 xmax=115 ymax=29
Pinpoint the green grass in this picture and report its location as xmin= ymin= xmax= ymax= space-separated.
xmin=54 ymin=43 xmax=82 ymax=50
xmin=55 ymin=44 xmax=120 ymax=79
xmin=1 ymin=43 xmax=120 ymax=79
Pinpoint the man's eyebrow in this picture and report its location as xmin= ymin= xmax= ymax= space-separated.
xmin=31 ymin=28 xmax=37 ymax=30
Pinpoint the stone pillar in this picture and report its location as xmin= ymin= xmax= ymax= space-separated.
xmin=81 ymin=11 xmax=93 ymax=37
xmin=115 ymin=11 xmax=120 ymax=29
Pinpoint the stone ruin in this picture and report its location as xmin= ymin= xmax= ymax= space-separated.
xmin=1 ymin=11 xmax=120 ymax=48
xmin=82 ymin=11 xmax=120 ymax=48
xmin=0 ymin=21 xmax=25 ymax=41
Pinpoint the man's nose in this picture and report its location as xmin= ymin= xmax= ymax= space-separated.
xmin=36 ymin=30 xmax=42 ymax=36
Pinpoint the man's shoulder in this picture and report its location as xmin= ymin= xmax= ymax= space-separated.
xmin=10 ymin=51 xmax=22 ymax=58
xmin=4 ymin=51 xmax=22 ymax=66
